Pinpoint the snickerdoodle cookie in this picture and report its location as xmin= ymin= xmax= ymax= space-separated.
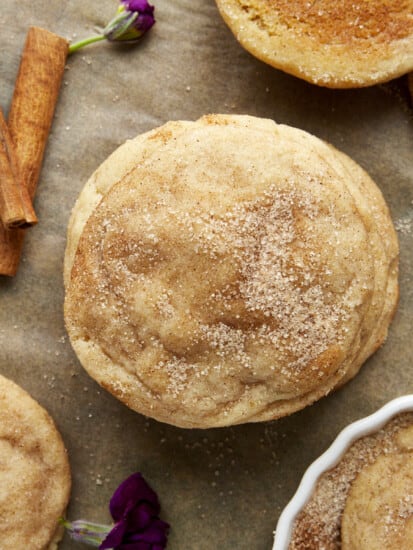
xmin=214 ymin=0 xmax=413 ymax=88
xmin=64 ymin=114 xmax=398 ymax=428
xmin=0 ymin=374 xmax=71 ymax=549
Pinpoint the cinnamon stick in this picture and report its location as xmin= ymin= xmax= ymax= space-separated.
xmin=0 ymin=27 xmax=68 ymax=276
xmin=0 ymin=107 xmax=37 ymax=229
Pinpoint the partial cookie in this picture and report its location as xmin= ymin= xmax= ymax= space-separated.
xmin=0 ymin=374 xmax=71 ymax=549
xmin=342 ymin=450 xmax=413 ymax=549
xmin=290 ymin=415 xmax=413 ymax=549
xmin=64 ymin=114 xmax=398 ymax=428
xmin=214 ymin=0 xmax=413 ymax=88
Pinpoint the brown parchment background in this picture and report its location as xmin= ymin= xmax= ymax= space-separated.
xmin=0 ymin=1 xmax=412 ymax=549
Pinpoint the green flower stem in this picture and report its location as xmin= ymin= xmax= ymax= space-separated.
xmin=68 ymin=34 xmax=106 ymax=54
xmin=59 ymin=517 xmax=111 ymax=546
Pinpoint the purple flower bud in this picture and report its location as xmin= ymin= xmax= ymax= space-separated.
xmin=61 ymin=473 xmax=169 ymax=550
xmin=104 ymin=1 xmax=155 ymax=43
xmin=68 ymin=0 xmax=155 ymax=54
xmin=100 ymin=473 xmax=169 ymax=550
xmin=122 ymin=0 xmax=154 ymax=14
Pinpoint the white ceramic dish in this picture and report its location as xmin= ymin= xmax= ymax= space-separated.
xmin=273 ymin=394 xmax=413 ymax=549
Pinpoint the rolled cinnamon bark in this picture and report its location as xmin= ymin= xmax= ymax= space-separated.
xmin=0 ymin=107 xmax=37 ymax=230
xmin=0 ymin=27 xmax=68 ymax=276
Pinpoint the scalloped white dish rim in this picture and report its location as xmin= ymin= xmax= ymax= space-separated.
xmin=273 ymin=394 xmax=413 ymax=550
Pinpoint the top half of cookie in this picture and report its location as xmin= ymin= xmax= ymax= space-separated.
xmin=214 ymin=0 xmax=413 ymax=88
xmin=64 ymin=115 xmax=398 ymax=428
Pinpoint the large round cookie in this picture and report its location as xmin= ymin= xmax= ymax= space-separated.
xmin=0 ymin=375 xmax=71 ymax=549
xmin=214 ymin=0 xmax=413 ymax=88
xmin=64 ymin=114 xmax=398 ymax=428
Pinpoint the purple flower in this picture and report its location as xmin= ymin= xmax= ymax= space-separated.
xmin=100 ymin=473 xmax=169 ymax=550
xmin=105 ymin=1 xmax=156 ymax=43
xmin=122 ymin=0 xmax=149 ymax=8
xmin=62 ymin=473 xmax=169 ymax=549
xmin=69 ymin=0 xmax=155 ymax=54
xmin=121 ymin=0 xmax=155 ymax=32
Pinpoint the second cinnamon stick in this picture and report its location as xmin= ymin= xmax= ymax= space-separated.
xmin=0 ymin=107 xmax=37 ymax=229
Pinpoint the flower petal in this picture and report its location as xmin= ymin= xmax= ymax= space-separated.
xmin=122 ymin=0 xmax=154 ymax=14
xmin=109 ymin=473 xmax=160 ymax=521
xmin=126 ymin=518 xmax=169 ymax=545
xmin=125 ymin=502 xmax=157 ymax=531
xmin=99 ymin=521 xmax=127 ymax=549
xmin=135 ymin=13 xmax=155 ymax=33
xmin=143 ymin=518 xmax=170 ymax=544
xmin=118 ymin=543 xmax=151 ymax=550
xmin=117 ymin=543 xmax=151 ymax=550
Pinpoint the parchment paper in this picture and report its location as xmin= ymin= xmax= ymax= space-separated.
xmin=1 ymin=1 xmax=412 ymax=548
